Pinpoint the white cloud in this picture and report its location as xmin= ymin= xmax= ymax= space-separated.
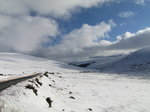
xmin=82 ymin=27 xmax=150 ymax=57
xmin=2 ymin=0 xmax=149 ymax=60
xmin=0 ymin=0 xmax=118 ymax=18
xmin=109 ymin=27 xmax=150 ymax=50
xmin=44 ymin=20 xmax=115 ymax=58
xmin=98 ymin=40 xmax=112 ymax=46
xmin=133 ymin=0 xmax=145 ymax=5
xmin=119 ymin=11 xmax=135 ymax=18
xmin=0 ymin=0 xmax=118 ymax=59
xmin=116 ymin=32 xmax=134 ymax=40
xmin=0 ymin=15 xmax=59 ymax=54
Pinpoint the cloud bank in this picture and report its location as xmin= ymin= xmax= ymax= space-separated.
xmin=0 ymin=0 xmax=118 ymax=59
xmin=86 ymin=27 xmax=150 ymax=56
xmin=0 ymin=0 xmax=117 ymax=17
xmin=0 ymin=0 xmax=150 ymax=61
xmin=44 ymin=20 xmax=115 ymax=59
xmin=0 ymin=15 xmax=59 ymax=54
xmin=109 ymin=28 xmax=150 ymax=50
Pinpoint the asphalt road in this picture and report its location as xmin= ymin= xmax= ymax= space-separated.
xmin=0 ymin=73 xmax=42 ymax=92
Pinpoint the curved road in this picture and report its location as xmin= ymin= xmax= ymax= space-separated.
xmin=0 ymin=73 xmax=42 ymax=92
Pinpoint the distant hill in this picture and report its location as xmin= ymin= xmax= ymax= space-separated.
xmin=99 ymin=47 xmax=150 ymax=73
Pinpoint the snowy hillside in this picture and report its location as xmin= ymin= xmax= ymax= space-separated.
xmin=98 ymin=47 xmax=150 ymax=73
xmin=69 ymin=55 xmax=125 ymax=69
xmin=0 ymin=52 xmax=83 ymax=76
xmin=70 ymin=47 xmax=150 ymax=75
xmin=0 ymin=52 xmax=150 ymax=112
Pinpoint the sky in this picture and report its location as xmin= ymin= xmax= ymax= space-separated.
xmin=0 ymin=0 xmax=150 ymax=61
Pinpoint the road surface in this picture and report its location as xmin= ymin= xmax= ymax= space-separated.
xmin=0 ymin=73 xmax=42 ymax=92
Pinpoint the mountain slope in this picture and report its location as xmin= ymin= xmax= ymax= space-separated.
xmin=0 ymin=52 xmax=150 ymax=112
xmin=100 ymin=47 xmax=150 ymax=73
xmin=0 ymin=52 xmax=82 ymax=76
xmin=69 ymin=54 xmax=125 ymax=69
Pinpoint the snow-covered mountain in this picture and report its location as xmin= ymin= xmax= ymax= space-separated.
xmin=69 ymin=54 xmax=125 ymax=69
xmin=99 ymin=47 xmax=150 ymax=73
xmin=0 ymin=52 xmax=83 ymax=75
xmin=0 ymin=52 xmax=150 ymax=112
xmin=70 ymin=47 xmax=150 ymax=74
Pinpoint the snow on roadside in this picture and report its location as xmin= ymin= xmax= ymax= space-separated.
xmin=0 ymin=53 xmax=84 ymax=79
xmin=0 ymin=72 xmax=150 ymax=112
xmin=0 ymin=52 xmax=150 ymax=112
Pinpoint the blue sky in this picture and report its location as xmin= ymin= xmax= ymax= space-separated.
xmin=0 ymin=0 xmax=150 ymax=60
xmin=56 ymin=0 xmax=150 ymax=43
